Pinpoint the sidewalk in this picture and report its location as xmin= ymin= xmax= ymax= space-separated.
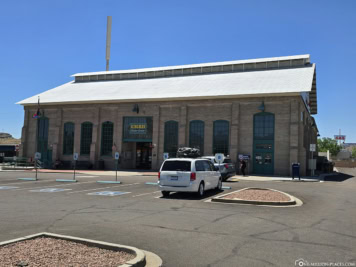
xmin=229 ymin=174 xmax=321 ymax=182
xmin=0 ymin=167 xmax=157 ymax=177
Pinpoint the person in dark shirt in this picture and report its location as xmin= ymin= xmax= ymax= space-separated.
xmin=240 ymin=160 xmax=247 ymax=176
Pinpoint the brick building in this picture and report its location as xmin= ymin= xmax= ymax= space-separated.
xmin=18 ymin=54 xmax=318 ymax=176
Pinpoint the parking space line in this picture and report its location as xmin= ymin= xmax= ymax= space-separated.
xmin=87 ymin=191 xmax=131 ymax=196
xmin=0 ymin=180 xmax=53 ymax=186
xmin=67 ymin=183 xmax=140 ymax=194
xmin=132 ymin=191 xmax=161 ymax=197
xmin=30 ymin=188 xmax=72 ymax=193
xmin=11 ymin=181 xmax=96 ymax=191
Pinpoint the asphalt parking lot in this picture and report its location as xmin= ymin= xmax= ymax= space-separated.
xmin=0 ymin=169 xmax=355 ymax=267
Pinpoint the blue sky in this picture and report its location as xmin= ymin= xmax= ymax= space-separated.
xmin=1 ymin=0 xmax=355 ymax=142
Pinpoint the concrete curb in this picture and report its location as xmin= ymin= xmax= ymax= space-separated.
xmin=0 ymin=232 xmax=146 ymax=267
xmin=212 ymin=187 xmax=300 ymax=206
xmin=142 ymin=250 xmax=163 ymax=267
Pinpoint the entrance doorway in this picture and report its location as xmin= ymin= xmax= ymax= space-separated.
xmin=252 ymin=112 xmax=275 ymax=175
xmin=136 ymin=142 xmax=152 ymax=169
xmin=253 ymin=142 xmax=274 ymax=175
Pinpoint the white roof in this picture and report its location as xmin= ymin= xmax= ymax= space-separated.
xmin=72 ymin=54 xmax=310 ymax=77
xmin=18 ymin=64 xmax=316 ymax=106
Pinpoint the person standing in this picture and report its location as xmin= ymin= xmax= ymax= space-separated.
xmin=240 ymin=160 xmax=247 ymax=176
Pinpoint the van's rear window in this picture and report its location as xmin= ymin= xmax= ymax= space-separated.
xmin=162 ymin=161 xmax=191 ymax=171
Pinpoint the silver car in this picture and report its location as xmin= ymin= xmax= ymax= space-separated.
xmin=202 ymin=157 xmax=236 ymax=181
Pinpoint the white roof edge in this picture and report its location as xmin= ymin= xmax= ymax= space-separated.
xmin=71 ymin=54 xmax=310 ymax=77
xmin=16 ymin=81 xmax=74 ymax=105
xmin=18 ymin=92 xmax=304 ymax=106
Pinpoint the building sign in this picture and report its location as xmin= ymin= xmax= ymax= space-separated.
xmin=215 ymin=153 xmax=225 ymax=164
xmin=129 ymin=123 xmax=147 ymax=134
xmin=310 ymin=144 xmax=316 ymax=152
xmin=123 ymin=117 xmax=153 ymax=142
xmin=238 ymin=154 xmax=250 ymax=160
xmin=334 ymin=135 xmax=346 ymax=141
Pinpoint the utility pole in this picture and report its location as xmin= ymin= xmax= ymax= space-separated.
xmin=106 ymin=16 xmax=112 ymax=71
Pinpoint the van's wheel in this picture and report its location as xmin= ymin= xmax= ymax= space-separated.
xmin=162 ymin=191 xmax=170 ymax=197
xmin=197 ymin=182 xmax=205 ymax=197
xmin=216 ymin=178 xmax=222 ymax=191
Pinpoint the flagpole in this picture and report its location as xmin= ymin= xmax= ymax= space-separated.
xmin=35 ymin=96 xmax=42 ymax=169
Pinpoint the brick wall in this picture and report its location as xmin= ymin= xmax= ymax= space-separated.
xmin=21 ymin=96 xmax=316 ymax=176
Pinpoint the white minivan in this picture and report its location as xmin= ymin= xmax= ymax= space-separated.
xmin=158 ymin=158 xmax=222 ymax=197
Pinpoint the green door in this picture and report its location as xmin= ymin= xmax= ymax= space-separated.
xmin=253 ymin=112 xmax=275 ymax=175
xmin=37 ymin=117 xmax=51 ymax=168
xmin=253 ymin=141 xmax=274 ymax=175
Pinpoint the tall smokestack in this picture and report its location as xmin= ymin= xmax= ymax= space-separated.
xmin=106 ymin=16 xmax=112 ymax=71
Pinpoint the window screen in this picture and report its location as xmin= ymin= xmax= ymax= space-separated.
xmin=80 ymin=122 xmax=93 ymax=155
xmin=189 ymin=120 xmax=204 ymax=155
xmin=164 ymin=121 xmax=178 ymax=157
xmin=254 ymin=113 xmax=275 ymax=140
xmin=213 ymin=120 xmax=229 ymax=155
xmin=63 ymin=122 xmax=74 ymax=155
xmin=101 ymin=121 xmax=114 ymax=156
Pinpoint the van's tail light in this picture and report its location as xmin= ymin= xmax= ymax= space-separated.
xmin=224 ymin=164 xmax=229 ymax=169
xmin=158 ymin=172 xmax=160 ymax=180
xmin=190 ymin=172 xmax=196 ymax=181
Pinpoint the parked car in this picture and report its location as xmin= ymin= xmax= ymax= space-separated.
xmin=158 ymin=158 xmax=222 ymax=197
xmin=202 ymin=156 xmax=236 ymax=181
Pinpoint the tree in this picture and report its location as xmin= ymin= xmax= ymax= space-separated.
xmin=352 ymin=147 xmax=356 ymax=159
xmin=317 ymin=137 xmax=342 ymax=156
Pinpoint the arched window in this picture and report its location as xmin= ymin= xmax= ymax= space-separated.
xmin=101 ymin=121 xmax=114 ymax=156
xmin=254 ymin=112 xmax=275 ymax=140
xmin=213 ymin=120 xmax=229 ymax=155
xmin=63 ymin=122 xmax=75 ymax=155
xmin=189 ymin=120 xmax=204 ymax=155
xmin=164 ymin=121 xmax=178 ymax=157
xmin=37 ymin=117 xmax=49 ymax=153
xmin=80 ymin=122 xmax=93 ymax=155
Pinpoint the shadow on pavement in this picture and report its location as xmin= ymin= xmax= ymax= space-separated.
xmin=324 ymin=172 xmax=354 ymax=182
xmin=224 ymin=180 xmax=239 ymax=183
xmin=160 ymin=189 xmax=224 ymax=200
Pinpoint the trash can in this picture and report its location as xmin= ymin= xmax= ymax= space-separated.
xmin=292 ymin=163 xmax=300 ymax=180
xmin=98 ymin=160 xmax=105 ymax=170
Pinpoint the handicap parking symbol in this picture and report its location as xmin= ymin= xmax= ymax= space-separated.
xmin=0 ymin=186 xmax=19 ymax=190
xmin=87 ymin=191 xmax=130 ymax=196
xmin=30 ymin=188 xmax=72 ymax=193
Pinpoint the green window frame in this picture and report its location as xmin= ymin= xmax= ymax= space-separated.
xmin=213 ymin=120 xmax=229 ymax=155
xmin=101 ymin=121 xmax=114 ymax=156
xmin=189 ymin=120 xmax=204 ymax=155
xmin=164 ymin=120 xmax=179 ymax=157
xmin=63 ymin=122 xmax=75 ymax=155
xmin=80 ymin=122 xmax=93 ymax=155
xmin=254 ymin=112 xmax=275 ymax=140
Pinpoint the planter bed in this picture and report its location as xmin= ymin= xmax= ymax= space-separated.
xmin=212 ymin=187 xmax=297 ymax=206
xmin=0 ymin=233 xmax=146 ymax=267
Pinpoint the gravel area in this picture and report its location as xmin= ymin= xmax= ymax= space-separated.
xmin=0 ymin=237 xmax=135 ymax=267
xmin=222 ymin=188 xmax=291 ymax=202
